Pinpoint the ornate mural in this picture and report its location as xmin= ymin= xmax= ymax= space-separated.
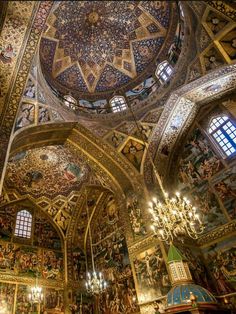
xmin=178 ymin=126 xmax=230 ymax=232
xmin=202 ymin=236 xmax=236 ymax=295
xmin=133 ymin=245 xmax=170 ymax=303
xmin=0 ymin=282 xmax=15 ymax=313
xmin=40 ymin=1 xmax=178 ymax=99
xmin=5 ymin=146 xmax=90 ymax=199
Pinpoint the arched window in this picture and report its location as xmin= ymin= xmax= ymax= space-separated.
xmin=14 ymin=210 xmax=32 ymax=238
xmin=110 ymin=96 xmax=127 ymax=113
xmin=64 ymin=95 xmax=77 ymax=110
xmin=209 ymin=115 xmax=236 ymax=157
xmin=155 ymin=61 xmax=173 ymax=84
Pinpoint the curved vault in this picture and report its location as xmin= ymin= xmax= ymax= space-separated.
xmin=39 ymin=1 xmax=178 ymax=100
xmin=3 ymin=122 xmax=146 ymax=238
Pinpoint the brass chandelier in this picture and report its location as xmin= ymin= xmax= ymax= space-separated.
xmin=149 ymin=191 xmax=204 ymax=242
xmin=28 ymin=274 xmax=43 ymax=304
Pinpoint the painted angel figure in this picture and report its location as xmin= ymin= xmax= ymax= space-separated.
xmin=0 ymin=44 xmax=16 ymax=64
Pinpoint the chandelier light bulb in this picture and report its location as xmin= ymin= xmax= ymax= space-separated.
xmin=149 ymin=191 xmax=204 ymax=242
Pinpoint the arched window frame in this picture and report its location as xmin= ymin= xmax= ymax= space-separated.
xmin=155 ymin=60 xmax=173 ymax=85
xmin=14 ymin=209 xmax=33 ymax=239
xmin=110 ymin=96 xmax=127 ymax=113
xmin=63 ymin=95 xmax=77 ymax=110
xmin=208 ymin=114 xmax=236 ymax=159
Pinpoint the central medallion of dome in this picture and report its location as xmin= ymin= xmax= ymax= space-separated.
xmin=88 ymin=11 xmax=99 ymax=24
xmin=40 ymin=1 xmax=177 ymax=100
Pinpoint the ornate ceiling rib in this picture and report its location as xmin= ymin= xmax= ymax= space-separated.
xmin=143 ymin=64 xmax=236 ymax=189
xmin=0 ymin=1 xmax=54 ymax=192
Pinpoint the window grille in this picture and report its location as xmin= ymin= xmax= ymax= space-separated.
xmin=110 ymin=96 xmax=127 ymax=113
xmin=209 ymin=115 xmax=236 ymax=157
xmin=15 ymin=210 xmax=32 ymax=238
xmin=155 ymin=61 xmax=173 ymax=84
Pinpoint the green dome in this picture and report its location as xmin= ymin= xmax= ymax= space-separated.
xmin=167 ymin=284 xmax=216 ymax=308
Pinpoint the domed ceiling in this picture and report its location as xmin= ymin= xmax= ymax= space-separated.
xmin=39 ymin=1 xmax=178 ymax=100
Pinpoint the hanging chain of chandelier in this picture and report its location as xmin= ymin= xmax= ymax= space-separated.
xmin=148 ymin=191 xmax=204 ymax=243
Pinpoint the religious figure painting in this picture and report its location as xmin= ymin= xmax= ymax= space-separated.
xmin=127 ymin=196 xmax=147 ymax=236
xmin=0 ymin=43 xmax=15 ymax=64
xmin=55 ymin=210 xmax=70 ymax=233
xmin=177 ymin=245 xmax=213 ymax=292
xmin=33 ymin=213 xmax=62 ymax=250
xmin=0 ymin=205 xmax=15 ymax=241
xmin=64 ymin=163 xmax=82 ymax=182
xmin=0 ymin=282 xmax=15 ymax=313
xmin=72 ymin=247 xmax=86 ymax=281
xmin=42 ymin=250 xmax=63 ymax=280
xmin=191 ymin=183 xmax=227 ymax=232
xmin=0 ymin=239 xmax=63 ymax=280
xmin=106 ymin=132 xmax=126 ymax=149
xmin=213 ymin=165 xmax=236 ymax=220
xmin=0 ymin=242 xmax=38 ymax=276
xmin=122 ymin=139 xmax=145 ymax=171
xmin=126 ymin=76 xmax=157 ymax=103
xmin=99 ymin=276 xmax=139 ymax=314
xmin=43 ymin=288 xmax=64 ymax=313
xmin=178 ymin=128 xmax=222 ymax=192
xmin=14 ymin=103 xmax=35 ymax=131
xmin=178 ymin=126 xmax=230 ymax=233
xmin=16 ymin=285 xmax=31 ymax=314
xmin=38 ymin=106 xmax=51 ymax=123
xmin=202 ymin=236 xmax=236 ymax=295
xmin=23 ymin=78 xmax=36 ymax=99
xmin=133 ymin=245 xmax=170 ymax=303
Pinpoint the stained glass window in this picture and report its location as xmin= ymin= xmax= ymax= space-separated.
xmin=155 ymin=60 xmax=173 ymax=84
xmin=110 ymin=96 xmax=127 ymax=112
xmin=209 ymin=115 xmax=236 ymax=157
xmin=14 ymin=210 xmax=32 ymax=238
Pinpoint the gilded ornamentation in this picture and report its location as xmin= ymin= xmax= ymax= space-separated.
xmin=122 ymin=139 xmax=145 ymax=171
xmin=40 ymin=1 xmax=177 ymax=99
xmin=127 ymin=195 xmax=147 ymax=237
xmin=0 ymin=1 xmax=53 ymax=186
xmin=133 ymin=245 xmax=170 ymax=303
xmin=197 ymin=221 xmax=236 ymax=246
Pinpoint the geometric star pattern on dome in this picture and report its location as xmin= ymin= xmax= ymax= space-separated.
xmin=40 ymin=1 xmax=176 ymax=99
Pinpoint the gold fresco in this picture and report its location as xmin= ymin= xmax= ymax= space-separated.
xmin=1 ymin=2 xmax=236 ymax=313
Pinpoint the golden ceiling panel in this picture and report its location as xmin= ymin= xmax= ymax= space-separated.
xmin=39 ymin=1 xmax=178 ymax=100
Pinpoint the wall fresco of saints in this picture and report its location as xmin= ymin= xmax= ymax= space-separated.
xmin=0 ymin=205 xmax=15 ymax=241
xmin=16 ymin=285 xmax=65 ymax=314
xmin=16 ymin=285 xmax=31 ymax=314
xmin=0 ymin=282 xmax=15 ymax=313
xmin=178 ymin=127 xmax=231 ymax=232
xmin=202 ymin=236 xmax=236 ymax=296
xmin=91 ymin=195 xmax=139 ymax=313
xmin=0 ymin=241 xmax=63 ymax=280
xmin=133 ymin=245 xmax=170 ymax=303
xmin=34 ymin=213 xmax=61 ymax=250
xmin=0 ymin=203 xmax=63 ymax=281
